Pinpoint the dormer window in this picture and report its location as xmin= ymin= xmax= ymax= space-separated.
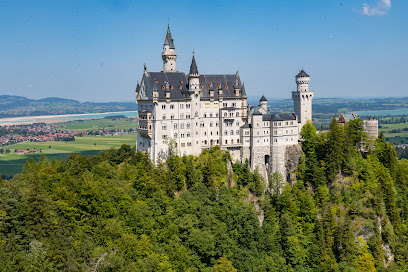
xmin=180 ymin=80 xmax=184 ymax=83
xmin=179 ymin=85 xmax=182 ymax=90
xmin=200 ymin=84 xmax=203 ymax=89
xmin=217 ymin=84 xmax=220 ymax=89
xmin=171 ymin=85 xmax=174 ymax=90
xmin=225 ymin=84 xmax=228 ymax=89
xmin=162 ymin=85 xmax=165 ymax=90
xmin=155 ymin=80 xmax=158 ymax=83
xmin=164 ymin=80 xmax=166 ymax=83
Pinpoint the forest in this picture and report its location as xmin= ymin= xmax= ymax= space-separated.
xmin=0 ymin=118 xmax=408 ymax=271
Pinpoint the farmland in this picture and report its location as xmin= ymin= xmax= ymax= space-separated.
xmin=0 ymin=133 xmax=136 ymax=177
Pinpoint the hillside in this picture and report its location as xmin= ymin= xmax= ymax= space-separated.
xmin=0 ymin=95 xmax=137 ymax=118
xmin=0 ymin=119 xmax=408 ymax=271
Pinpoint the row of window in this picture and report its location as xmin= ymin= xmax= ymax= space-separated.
xmin=163 ymin=104 xmax=192 ymax=110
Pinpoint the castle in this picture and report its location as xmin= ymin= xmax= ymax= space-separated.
xmin=135 ymin=25 xmax=314 ymax=182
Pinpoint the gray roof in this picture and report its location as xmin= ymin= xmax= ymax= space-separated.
xmin=242 ymin=123 xmax=251 ymax=128
xmin=145 ymin=72 xmax=243 ymax=100
xmin=164 ymin=25 xmax=175 ymax=49
xmin=189 ymin=54 xmax=198 ymax=75
xmin=260 ymin=95 xmax=267 ymax=102
xmin=296 ymin=69 xmax=309 ymax=78
xmin=262 ymin=113 xmax=297 ymax=121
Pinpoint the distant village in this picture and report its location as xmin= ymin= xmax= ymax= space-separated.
xmin=0 ymin=122 xmax=133 ymax=154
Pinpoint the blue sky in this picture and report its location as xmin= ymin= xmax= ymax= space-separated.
xmin=0 ymin=0 xmax=407 ymax=102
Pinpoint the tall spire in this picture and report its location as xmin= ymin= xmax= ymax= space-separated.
xmin=164 ymin=24 xmax=175 ymax=49
xmin=189 ymin=51 xmax=199 ymax=75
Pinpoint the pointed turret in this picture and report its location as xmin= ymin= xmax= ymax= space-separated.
xmin=163 ymin=24 xmax=175 ymax=49
xmin=260 ymin=95 xmax=267 ymax=102
xmin=189 ymin=52 xmax=199 ymax=75
xmin=241 ymin=82 xmax=247 ymax=96
xmin=162 ymin=24 xmax=177 ymax=72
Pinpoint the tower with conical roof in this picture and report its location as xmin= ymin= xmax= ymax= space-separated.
xmin=292 ymin=69 xmax=314 ymax=130
xmin=188 ymin=52 xmax=202 ymax=156
xmin=162 ymin=24 xmax=177 ymax=72
xmin=259 ymin=95 xmax=268 ymax=112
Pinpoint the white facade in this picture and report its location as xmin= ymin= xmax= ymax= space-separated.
xmin=136 ymin=26 xmax=315 ymax=183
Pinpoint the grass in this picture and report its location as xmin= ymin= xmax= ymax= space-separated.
xmin=59 ymin=118 xmax=138 ymax=131
xmin=0 ymin=133 xmax=137 ymax=177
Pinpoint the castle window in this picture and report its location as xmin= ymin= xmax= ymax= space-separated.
xmin=187 ymin=132 xmax=190 ymax=137
xmin=225 ymin=130 xmax=228 ymax=135
xmin=232 ymin=103 xmax=236 ymax=107
xmin=186 ymin=114 xmax=190 ymax=119
xmin=217 ymin=84 xmax=221 ymax=89
xmin=231 ymin=130 xmax=234 ymax=135
xmin=195 ymin=112 xmax=198 ymax=117
xmin=162 ymin=105 xmax=166 ymax=109
xmin=236 ymin=112 xmax=239 ymax=117
xmin=225 ymin=140 xmax=228 ymax=144
xmin=225 ymin=84 xmax=228 ymax=89
xmin=180 ymin=104 xmax=184 ymax=109
xmin=162 ymin=115 xmax=166 ymax=120
xmin=236 ymin=121 xmax=239 ymax=126
xmin=170 ymin=104 xmax=174 ymax=109
xmin=162 ymin=135 xmax=167 ymax=139
xmin=224 ymin=112 xmax=227 ymax=117
xmin=187 ymin=142 xmax=191 ymax=146
xmin=179 ymin=85 xmax=182 ymax=90
xmin=181 ymin=123 xmax=185 ymax=129
xmin=180 ymin=114 xmax=184 ymax=119
xmin=171 ymin=85 xmax=174 ymax=90
xmin=200 ymin=122 xmax=205 ymax=128
xmin=174 ymin=133 xmax=177 ymax=138
xmin=181 ymin=143 xmax=185 ymax=147
xmin=216 ymin=113 xmax=219 ymax=117
xmin=216 ymin=122 xmax=219 ymax=127
xmin=204 ymin=132 xmax=207 ymax=136
xmin=162 ymin=85 xmax=165 ymax=90
xmin=210 ymin=122 xmax=213 ymax=127
xmin=174 ymin=123 xmax=178 ymax=129
xmin=214 ymin=103 xmax=219 ymax=108
xmin=200 ymin=84 xmax=203 ymax=89
xmin=237 ymin=139 xmax=240 ymax=143
xmin=231 ymin=139 xmax=234 ymax=144
xmin=186 ymin=104 xmax=190 ymax=109
xmin=223 ymin=103 xmax=227 ymax=107
xmin=204 ymin=114 xmax=207 ymax=118
xmin=171 ymin=114 xmax=174 ymax=120
xmin=162 ymin=123 xmax=167 ymax=130
xmin=205 ymin=103 xmax=210 ymax=108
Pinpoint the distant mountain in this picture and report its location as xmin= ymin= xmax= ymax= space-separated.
xmin=0 ymin=95 xmax=138 ymax=118
xmin=37 ymin=97 xmax=79 ymax=103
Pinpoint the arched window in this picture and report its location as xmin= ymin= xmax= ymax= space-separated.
xmin=180 ymin=123 xmax=185 ymax=129
xmin=210 ymin=122 xmax=213 ymax=127
xmin=224 ymin=112 xmax=227 ymax=117
xmin=187 ymin=123 xmax=190 ymax=129
xmin=236 ymin=112 xmax=239 ymax=117
xmin=231 ymin=130 xmax=234 ymax=135
xmin=225 ymin=130 xmax=228 ymax=135
xmin=195 ymin=111 xmax=198 ymax=117
xmin=162 ymin=123 xmax=167 ymax=130
xmin=174 ymin=123 xmax=178 ymax=129
xmin=171 ymin=114 xmax=174 ymax=120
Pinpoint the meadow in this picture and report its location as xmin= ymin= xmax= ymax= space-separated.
xmin=379 ymin=122 xmax=408 ymax=144
xmin=59 ymin=117 xmax=137 ymax=131
xmin=0 ymin=133 xmax=136 ymax=177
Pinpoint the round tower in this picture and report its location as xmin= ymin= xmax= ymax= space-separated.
xmin=259 ymin=95 xmax=268 ymax=112
xmin=162 ymin=24 xmax=177 ymax=72
xmin=296 ymin=69 xmax=310 ymax=92
xmin=292 ymin=69 xmax=314 ymax=130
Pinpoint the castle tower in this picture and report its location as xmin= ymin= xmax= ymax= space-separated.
xmin=162 ymin=24 xmax=177 ymax=72
xmin=292 ymin=69 xmax=314 ymax=130
xmin=188 ymin=52 xmax=201 ymax=156
xmin=260 ymin=95 xmax=268 ymax=113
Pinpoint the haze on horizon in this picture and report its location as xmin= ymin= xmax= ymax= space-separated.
xmin=0 ymin=0 xmax=407 ymax=103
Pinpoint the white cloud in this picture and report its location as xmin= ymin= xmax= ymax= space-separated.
xmin=362 ymin=0 xmax=391 ymax=16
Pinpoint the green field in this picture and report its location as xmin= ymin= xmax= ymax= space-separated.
xmin=379 ymin=122 xmax=408 ymax=144
xmin=0 ymin=134 xmax=137 ymax=177
xmin=60 ymin=118 xmax=138 ymax=131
